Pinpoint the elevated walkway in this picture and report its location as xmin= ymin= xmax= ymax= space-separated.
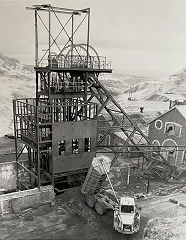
xmin=35 ymin=54 xmax=112 ymax=73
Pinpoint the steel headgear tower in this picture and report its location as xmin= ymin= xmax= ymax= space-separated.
xmin=13 ymin=5 xmax=112 ymax=190
xmin=13 ymin=4 xmax=177 ymax=191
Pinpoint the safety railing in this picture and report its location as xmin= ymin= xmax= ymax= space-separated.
xmin=14 ymin=98 xmax=98 ymax=125
xmin=14 ymin=98 xmax=97 ymax=144
xmin=37 ymin=55 xmax=111 ymax=70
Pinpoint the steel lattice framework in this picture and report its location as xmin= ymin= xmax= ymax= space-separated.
xmin=13 ymin=4 xmax=177 ymax=191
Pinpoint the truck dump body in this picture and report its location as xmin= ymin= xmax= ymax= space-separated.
xmin=81 ymin=156 xmax=140 ymax=234
xmin=81 ymin=156 xmax=112 ymax=195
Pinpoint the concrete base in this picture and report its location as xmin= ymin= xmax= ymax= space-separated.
xmin=0 ymin=185 xmax=55 ymax=215
xmin=0 ymin=160 xmax=30 ymax=192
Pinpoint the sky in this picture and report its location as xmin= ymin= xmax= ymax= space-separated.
xmin=1 ymin=0 xmax=186 ymax=76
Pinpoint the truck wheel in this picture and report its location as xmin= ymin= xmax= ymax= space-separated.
xmin=85 ymin=195 xmax=96 ymax=208
xmin=95 ymin=202 xmax=106 ymax=215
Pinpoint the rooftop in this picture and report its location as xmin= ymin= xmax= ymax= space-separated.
xmin=176 ymin=105 xmax=186 ymax=120
xmin=149 ymin=104 xmax=186 ymax=124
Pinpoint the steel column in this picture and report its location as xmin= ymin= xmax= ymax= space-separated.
xmin=35 ymin=10 xmax=38 ymax=67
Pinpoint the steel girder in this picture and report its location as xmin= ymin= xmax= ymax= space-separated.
xmin=86 ymin=73 xmax=177 ymax=176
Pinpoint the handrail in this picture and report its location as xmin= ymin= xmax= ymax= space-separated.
xmin=36 ymin=55 xmax=111 ymax=69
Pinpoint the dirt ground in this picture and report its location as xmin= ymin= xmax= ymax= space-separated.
xmin=141 ymin=192 xmax=186 ymax=240
xmin=1 ymin=145 xmax=186 ymax=239
xmin=0 ymin=187 xmax=147 ymax=240
xmin=1 ymin=152 xmax=186 ymax=240
xmin=1 ymin=186 xmax=186 ymax=240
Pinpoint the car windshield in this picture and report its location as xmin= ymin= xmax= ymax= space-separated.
xmin=121 ymin=205 xmax=134 ymax=213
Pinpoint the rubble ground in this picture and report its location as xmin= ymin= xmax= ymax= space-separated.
xmin=0 ymin=187 xmax=100 ymax=239
xmin=1 ymin=154 xmax=186 ymax=239
xmin=141 ymin=194 xmax=186 ymax=240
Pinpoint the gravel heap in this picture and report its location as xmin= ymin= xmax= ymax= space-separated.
xmin=54 ymin=187 xmax=99 ymax=227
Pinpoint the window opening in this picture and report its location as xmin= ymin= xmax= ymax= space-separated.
xmin=121 ymin=205 xmax=134 ymax=213
xmin=98 ymin=134 xmax=103 ymax=143
xmin=84 ymin=137 xmax=91 ymax=152
xmin=152 ymin=140 xmax=161 ymax=154
xmin=72 ymin=139 xmax=79 ymax=154
xmin=155 ymin=119 xmax=163 ymax=130
xmin=165 ymin=122 xmax=181 ymax=137
xmin=167 ymin=148 xmax=176 ymax=159
xmin=105 ymin=135 xmax=111 ymax=146
xmin=58 ymin=140 xmax=66 ymax=155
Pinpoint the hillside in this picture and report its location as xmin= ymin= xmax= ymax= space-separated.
xmin=100 ymin=69 xmax=186 ymax=130
xmin=100 ymin=73 xmax=171 ymax=129
xmin=0 ymin=53 xmax=35 ymax=136
xmin=118 ymin=70 xmax=186 ymax=102
xmin=100 ymin=73 xmax=156 ymax=96
xmin=0 ymin=53 xmax=186 ymax=137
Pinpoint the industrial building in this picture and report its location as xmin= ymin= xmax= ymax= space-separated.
xmin=0 ymin=4 xmax=177 ymax=201
xmin=148 ymin=104 xmax=186 ymax=169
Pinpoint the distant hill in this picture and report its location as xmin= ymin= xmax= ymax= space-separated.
xmin=102 ymin=70 xmax=186 ymax=130
xmin=0 ymin=53 xmax=35 ymax=136
xmin=100 ymin=73 xmax=156 ymax=96
xmin=117 ymin=70 xmax=186 ymax=101
xmin=0 ymin=52 xmax=186 ymax=137
xmin=0 ymin=53 xmax=34 ymax=75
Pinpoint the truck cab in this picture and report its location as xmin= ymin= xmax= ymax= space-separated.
xmin=113 ymin=197 xmax=140 ymax=234
xmin=81 ymin=156 xmax=141 ymax=235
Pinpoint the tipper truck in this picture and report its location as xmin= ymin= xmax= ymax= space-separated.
xmin=81 ymin=155 xmax=140 ymax=234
